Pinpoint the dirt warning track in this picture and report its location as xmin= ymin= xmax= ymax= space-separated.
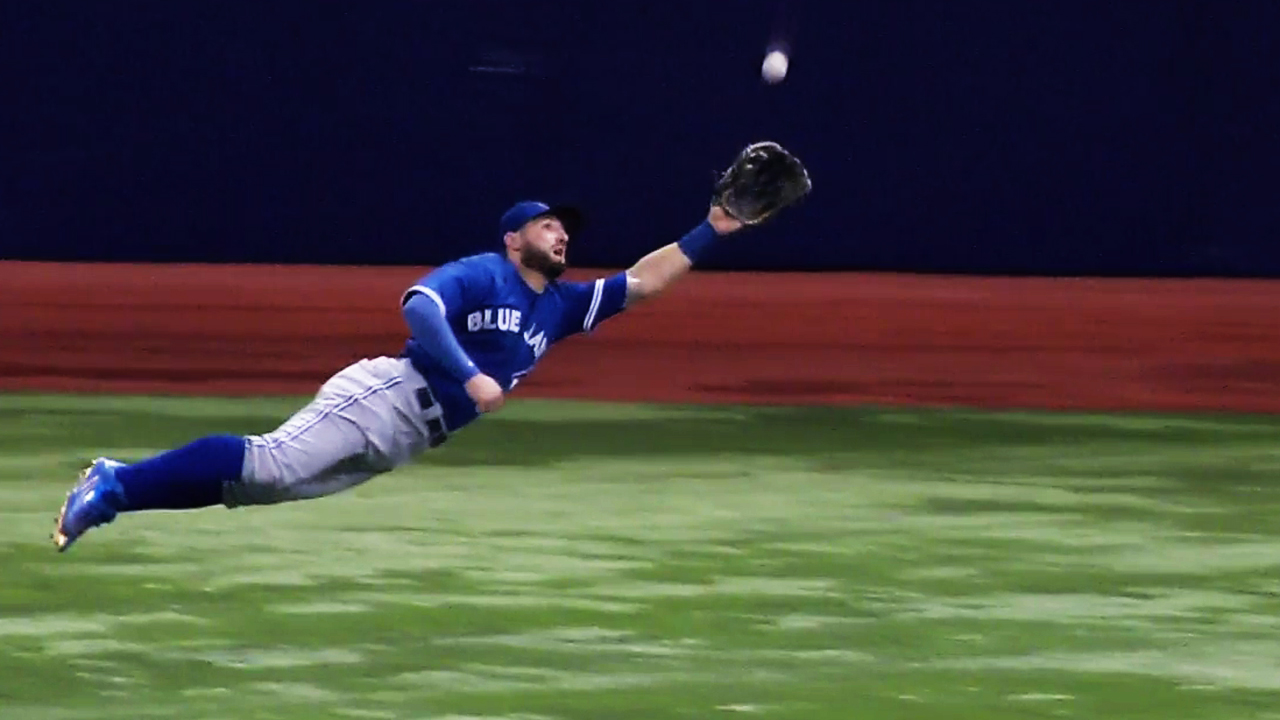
xmin=2 ymin=261 xmax=1279 ymax=413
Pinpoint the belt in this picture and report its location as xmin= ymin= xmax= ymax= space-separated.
xmin=414 ymin=385 xmax=450 ymax=448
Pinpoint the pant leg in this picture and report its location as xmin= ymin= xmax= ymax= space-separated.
xmin=224 ymin=357 xmax=444 ymax=507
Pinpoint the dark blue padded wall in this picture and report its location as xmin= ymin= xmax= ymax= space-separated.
xmin=2 ymin=0 xmax=1276 ymax=276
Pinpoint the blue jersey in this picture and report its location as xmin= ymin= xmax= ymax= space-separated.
xmin=400 ymin=252 xmax=628 ymax=433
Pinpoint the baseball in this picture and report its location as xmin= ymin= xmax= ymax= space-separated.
xmin=761 ymin=50 xmax=788 ymax=83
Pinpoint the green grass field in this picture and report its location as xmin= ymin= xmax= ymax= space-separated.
xmin=3 ymin=393 xmax=1280 ymax=719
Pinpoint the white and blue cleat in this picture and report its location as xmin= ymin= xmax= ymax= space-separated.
xmin=53 ymin=457 xmax=126 ymax=552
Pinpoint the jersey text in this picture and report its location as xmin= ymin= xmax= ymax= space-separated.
xmin=466 ymin=308 xmax=522 ymax=333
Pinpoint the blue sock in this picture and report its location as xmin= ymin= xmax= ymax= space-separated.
xmin=114 ymin=434 xmax=246 ymax=511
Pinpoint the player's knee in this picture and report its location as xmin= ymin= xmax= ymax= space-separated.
xmin=223 ymin=437 xmax=303 ymax=507
xmin=224 ymin=436 xmax=378 ymax=508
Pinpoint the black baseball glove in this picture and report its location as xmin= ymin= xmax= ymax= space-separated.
xmin=712 ymin=141 xmax=812 ymax=225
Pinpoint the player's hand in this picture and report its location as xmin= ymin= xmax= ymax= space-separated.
xmin=707 ymin=205 xmax=745 ymax=235
xmin=465 ymin=373 xmax=505 ymax=413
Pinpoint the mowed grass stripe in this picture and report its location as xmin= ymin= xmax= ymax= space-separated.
xmin=0 ymin=395 xmax=1278 ymax=719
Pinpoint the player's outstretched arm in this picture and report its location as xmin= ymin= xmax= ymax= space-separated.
xmin=624 ymin=206 xmax=743 ymax=306
xmin=621 ymin=139 xmax=810 ymax=306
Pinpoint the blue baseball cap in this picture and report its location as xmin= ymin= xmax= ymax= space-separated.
xmin=499 ymin=200 xmax=583 ymax=238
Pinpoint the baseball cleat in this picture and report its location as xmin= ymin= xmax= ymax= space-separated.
xmin=53 ymin=458 xmax=126 ymax=552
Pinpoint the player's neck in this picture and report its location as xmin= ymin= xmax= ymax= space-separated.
xmin=514 ymin=263 xmax=549 ymax=293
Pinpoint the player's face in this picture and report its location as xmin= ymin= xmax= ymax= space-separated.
xmin=516 ymin=215 xmax=569 ymax=279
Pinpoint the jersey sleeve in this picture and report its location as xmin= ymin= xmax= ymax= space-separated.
xmin=400 ymin=256 xmax=495 ymax=320
xmin=558 ymin=271 xmax=629 ymax=340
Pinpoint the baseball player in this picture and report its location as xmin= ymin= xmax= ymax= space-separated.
xmin=53 ymin=142 xmax=811 ymax=552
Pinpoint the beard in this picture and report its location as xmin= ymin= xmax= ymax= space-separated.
xmin=520 ymin=245 xmax=566 ymax=280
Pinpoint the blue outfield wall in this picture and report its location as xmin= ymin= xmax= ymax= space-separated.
xmin=1 ymin=0 xmax=1276 ymax=277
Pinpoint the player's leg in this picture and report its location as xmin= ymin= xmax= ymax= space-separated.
xmin=53 ymin=434 xmax=247 ymax=551
xmin=53 ymin=357 xmax=445 ymax=551
xmin=224 ymin=356 xmax=444 ymax=507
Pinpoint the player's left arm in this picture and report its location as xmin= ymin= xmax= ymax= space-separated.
xmin=622 ymin=205 xmax=744 ymax=307
xmin=558 ymin=206 xmax=745 ymax=340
